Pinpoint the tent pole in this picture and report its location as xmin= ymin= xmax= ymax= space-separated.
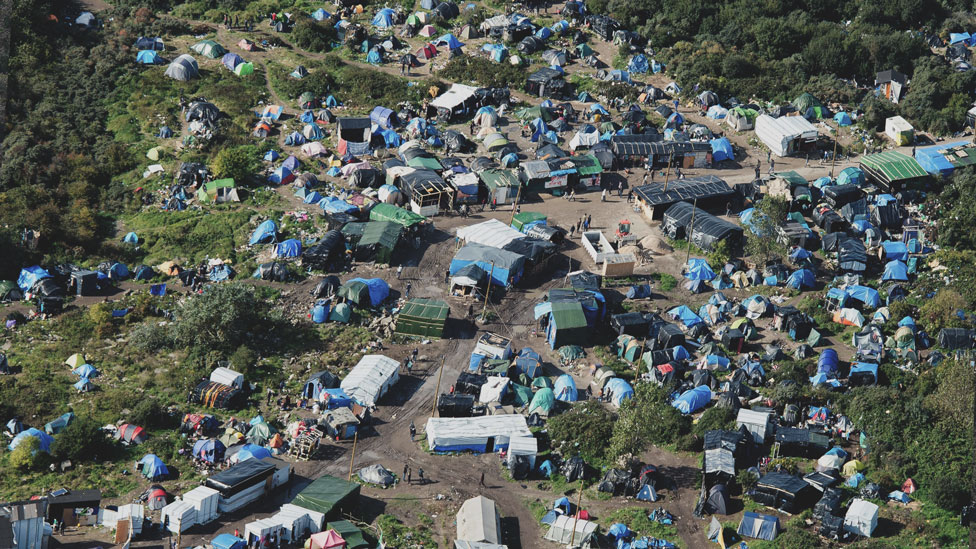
xmin=662 ymin=153 xmax=673 ymax=193
xmin=569 ymin=477 xmax=584 ymax=546
xmin=480 ymin=262 xmax=496 ymax=322
xmin=430 ymin=357 xmax=446 ymax=417
xmin=685 ymin=198 xmax=698 ymax=266
xmin=829 ymin=133 xmax=838 ymax=178
xmin=509 ymin=183 xmax=524 ymax=225
xmin=347 ymin=431 xmax=359 ymax=481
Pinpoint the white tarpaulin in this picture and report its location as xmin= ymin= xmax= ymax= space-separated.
xmin=425 ymin=414 xmax=531 ymax=452
xmin=544 ymin=515 xmax=597 ymax=546
xmin=479 ymin=376 xmax=510 ymax=403
xmin=755 ymin=114 xmax=817 ymax=157
xmin=210 ymin=367 xmax=244 ymax=389
xmin=340 ymin=354 xmax=400 ymax=407
xmin=844 ymin=499 xmax=878 ymax=538
xmin=431 ymin=84 xmax=479 ymax=110
xmin=457 ymin=219 xmax=525 ymax=249
xmin=183 ymin=486 xmax=220 ymax=525
xmin=269 ymin=504 xmax=325 ymax=542
xmin=456 ymin=496 xmax=502 ymax=544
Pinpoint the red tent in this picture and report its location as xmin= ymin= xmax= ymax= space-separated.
xmin=416 ymin=43 xmax=438 ymax=60
xmin=145 ymin=485 xmax=168 ymax=510
xmin=901 ymin=478 xmax=917 ymax=494
xmin=116 ymin=424 xmax=147 ymax=444
xmin=310 ymin=529 xmax=346 ymax=549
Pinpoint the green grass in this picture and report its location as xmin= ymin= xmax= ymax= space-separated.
xmin=650 ymin=272 xmax=677 ymax=291
xmin=600 ymin=507 xmax=684 ymax=548
xmin=122 ymin=209 xmax=254 ymax=265
xmin=525 ymin=498 xmax=548 ymax=522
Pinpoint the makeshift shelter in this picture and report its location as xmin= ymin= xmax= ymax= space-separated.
xmin=859 ymin=151 xmax=929 ymax=191
xmin=396 ymin=298 xmax=449 ymax=338
xmin=753 ymin=472 xmax=815 ymax=514
xmin=754 ymin=114 xmax=817 ymax=157
xmin=340 ymin=354 xmax=400 ymax=408
xmin=456 ymin=496 xmax=502 ymax=544
xmin=738 ymin=512 xmax=779 ymax=541
xmin=844 ymin=499 xmax=878 ymax=538
xmin=673 ymin=385 xmax=711 ymax=414
xmin=338 ymin=278 xmax=390 ymax=307
xmin=545 ymin=515 xmax=597 ymax=547
xmin=885 ymin=116 xmax=914 ymax=146
xmin=425 ymin=415 xmax=531 ymax=452
xmin=336 ymin=117 xmax=372 ymax=155
xmin=292 ymin=476 xmax=361 ymax=520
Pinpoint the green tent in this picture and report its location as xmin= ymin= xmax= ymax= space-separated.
xmin=341 ymin=222 xmax=369 ymax=246
xmin=197 ymin=178 xmax=238 ymax=203
xmin=396 ymin=298 xmax=449 ymax=338
xmin=528 ymin=387 xmax=555 ymax=415
xmin=514 ymin=106 xmax=554 ymax=122
xmin=299 ymin=91 xmax=316 ymax=105
xmin=356 ymin=221 xmax=401 ymax=264
xmin=338 ymin=280 xmax=371 ymax=306
xmin=405 ymin=155 xmax=442 ymax=171
xmin=482 ymin=358 xmax=509 ymax=375
xmin=512 ymin=211 xmax=547 ymax=232
xmin=558 ymin=345 xmax=584 ymax=360
xmin=293 ymin=475 xmax=361 ymax=520
xmin=532 ymin=376 xmax=553 ymax=389
xmin=0 ymin=280 xmax=23 ymax=301
xmin=616 ymin=334 xmax=643 ymax=363
xmin=234 ymin=62 xmax=254 ymax=76
xmin=549 ymin=301 xmax=589 ymax=349
xmin=191 ymin=40 xmax=227 ymax=59
xmin=247 ymin=421 xmax=275 ymax=445
xmin=792 ymin=92 xmax=823 ymax=115
xmin=328 ymin=520 xmax=369 ymax=549
xmin=369 ymin=203 xmax=427 ymax=229
xmin=575 ymin=43 xmax=593 ymax=58
xmin=511 ymin=383 xmax=533 ymax=407
xmin=329 ymin=302 xmax=352 ymax=323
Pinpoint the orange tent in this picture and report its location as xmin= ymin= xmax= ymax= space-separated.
xmin=309 ymin=529 xmax=346 ymax=549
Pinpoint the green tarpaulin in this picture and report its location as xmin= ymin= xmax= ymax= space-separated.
xmin=773 ymin=171 xmax=807 ymax=188
xmin=341 ymin=222 xmax=368 ymax=245
xmin=328 ymin=520 xmax=369 ymax=549
xmin=528 ymin=387 xmax=555 ymax=414
xmin=482 ymin=358 xmax=509 ymax=375
xmin=396 ymin=298 xmax=449 ymax=337
xmin=549 ymin=301 xmax=589 ymax=348
xmin=532 ymin=376 xmax=553 ymax=389
xmin=369 ymin=203 xmax=427 ymax=228
xmin=859 ymin=151 xmax=929 ymax=187
xmin=792 ymin=92 xmax=823 ymax=114
xmin=511 ymin=383 xmax=533 ymax=406
xmin=512 ymin=212 xmax=547 ymax=232
xmin=479 ymin=169 xmax=520 ymax=192
xmin=293 ymin=475 xmax=361 ymax=519
xmin=357 ymin=221 xmax=401 ymax=265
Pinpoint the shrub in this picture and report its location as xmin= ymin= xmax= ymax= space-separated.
xmin=291 ymin=18 xmax=337 ymax=53
xmin=172 ymin=283 xmax=269 ymax=353
xmin=547 ymin=400 xmax=615 ymax=464
xmin=130 ymin=398 xmax=175 ymax=430
xmin=609 ymin=384 xmax=690 ymax=458
xmin=737 ymin=468 xmax=758 ymax=491
xmin=693 ymin=406 xmax=736 ymax=437
xmin=131 ymin=322 xmax=173 ymax=353
xmin=51 ymin=417 xmax=115 ymax=462
xmin=212 ymin=144 xmax=260 ymax=184
xmin=9 ymin=436 xmax=40 ymax=471
xmin=440 ymin=56 xmax=526 ymax=89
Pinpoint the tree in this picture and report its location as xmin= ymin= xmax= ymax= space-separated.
xmin=10 ymin=436 xmax=40 ymax=471
xmin=51 ymin=417 xmax=115 ymax=462
xmin=609 ymin=384 xmax=690 ymax=459
xmin=744 ymin=195 xmax=789 ymax=264
xmin=692 ymin=406 xmax=736 ymax=437
xmin=291 ymin=19 xmax=338 ymax=53
xmin=172 ymin=283 xmax=268 ymax=352
xmin=547 ymin=400 xmax=615 ymax=464
xmin=212 ymin=145 xmax=260 ymax=184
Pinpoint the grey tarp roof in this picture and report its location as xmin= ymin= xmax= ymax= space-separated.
xmin=453 ymin=243 xmax=526 ymax=272
xmin=661 ymin=201 xmax=742 ymax=251
xmin=612 ymin=139 xmax=708 ymax=157
xmin=634 ymin=175 xmax=735 ymax=207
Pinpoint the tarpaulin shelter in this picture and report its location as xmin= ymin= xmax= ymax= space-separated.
xmin=340 ymin=354 xmax=399 ymax=407
xmin=859 ymin=151 xmax=929 ymax=191
xmin=673 ymin=385 xmax=711 ymax=414
xmin=302 ymin=231 xmax=346 ymax=271
xmin=755 ymin=114 xmax=817 ymax=157
xmin=663 ymin=203 xmax=742 ymax=252
xmin=425 ymin=414 xmax=531 ymax=452
xmin=844 ymin=499 xmax=878 ymax=538
xmin=338 ymin=278 xmax=390 ymax=307
xmin=738 ymin=512 xmax=779 ymax=541
xmin=292 ymin=475 xmax=361 ymax=520
xmin=336 ymin=117 xmax=372 ymax=155
xmin=710 ymin=137 xmax=734 ymax=162
xmin=396 ymin=298 xmax=449 ymax=338
xmin=8 ymin=428 xmax=53 ymax=452
xmin=249 ymin=220 xmax=278 ymax=245
xmin=882 ymin=260 xmax=908 ymax=281
xmin=274 ymin=239 xmax=302 ymax=258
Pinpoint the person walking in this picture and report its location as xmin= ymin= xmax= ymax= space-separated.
xmin=403 ymin=463 xmax=409 ymax=483
xmin=586 ymin=214 xmax=592 ymax=228
xmin=409 ymin=421 xmax=416 ymax=440
xmin=576 ymin=218 xmax=582 ymax=233
xmin=266 ymin=387 xmax=273 ymax=405
xmin=400 ymin=62 xmax=406 ymax=75
xmin=617 ymin=182 xmax=623 ymax=197
xmin=396 ymin=265 xmax=403 ymax=279
xmin=444 ymin=269 xmax=450 ymax=283
xmin=766 ymin=150 xmax=771 ymax=163
xmin=755 ymin=162 xmax=761 ymax=180
xmin=601 ymin=188 xmax=607 ymax=202
xmin=480 ymin=471 xmax=486 ymax=487
xmin=642 ymin=172 xmax=648 ymax=186
xmin=405 ymin=282 xmax=411 ymax=299
xmin=569 ymin=224 xmax=575 ymax=238
xmin=418 ymin=467 xmax=426 ymax=485
xmin=406 ymin=468 xmax=412 ymax=484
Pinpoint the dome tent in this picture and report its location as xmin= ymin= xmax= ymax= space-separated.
xmin=164 ymin=54 xmax=199 ymax=81
xmin=191 ymin=40 xmax=227 ymax=59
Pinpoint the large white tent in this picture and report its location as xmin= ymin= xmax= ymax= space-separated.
xmin=425 ymin=415 xmax=531 ymax=453
xmin=456 ymin=496 xmax=502 ymax=545
xmin=844 ymin=499 xmax=878 ymax=538
xmin=456 ymin=219 xmax=525 ymax=249
xmin=755 ymin=114 xmax=817 ymax=157
xmin=544 ymin=515 xmax=597 ymax=546
xmin=340 ymin=354 xmax=400 ymax=407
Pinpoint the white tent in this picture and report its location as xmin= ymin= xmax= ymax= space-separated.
xmin=425 ymin=415 xmax=531 ymax=452
xmin=269 ymin=504 xmax=325 ymax=543
xmin=844 ymin=499 xmax=878 ymax=538
xmin=431 ymin=84 xmax=479 ymax=115
xmin=754 ymin=114 xmax=818 ymax=157
xmin=301 ymin=142 xmax=328 ymax=157
xmin=479 ymin=376 xmax=510 ymax=403
xmin=210 ymin=367 xmax=244 ymax=389
xmin=736 ymin=409 xmax=773 ymax=444
xmin=456 ymin=496 xmax=502 ymax=544
xmin=245 ymin=517 xmax=283 ymax=546
xmin=183 ymin=486 xmax=220 ymax=525
xmin=456 ymin=219 xmax=525 ymax=249
xmin=164 ymin=54 xmax=199 ymax=81
xmin=569 ymin=127 xmax=599 ymax=151
xmin=340 ymin=354 xmax=401 ymax=407
xmin=816 ymin=453 xmax=846 ymax=471
xmin=544 ymin=515 xmax=597 ymax=547
xmin=507 ymin=435 xmax=538 ymax=469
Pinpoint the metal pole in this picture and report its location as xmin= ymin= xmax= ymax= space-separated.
xmin=480 ymin=262 xmax=496 ymax=322
xmin=569 ymin=477 xmax=584 ymax=546
xmin=347 ymin=431 xmax=359 ymax=481
xmin=685 ymin=197 xmax=698 ymax=266
xmin=176 ymin=517 xmax=181 ymax=549
xmin=509 ymin=183 xmax=524 ymax=225
xmin=662 ymin=153 xmax=673 ymax=193
xmin=431 ymin=357 xmax=446 ymax=417
xmin=830 ymin=132 xmax=838 ymax=178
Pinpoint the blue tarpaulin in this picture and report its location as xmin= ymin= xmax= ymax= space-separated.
xmin=672 ymin=385 xmax=711 ymax=414
xmin=817 ymin=349 xmax=838 ymax=377
xmin=881 ymin=241 xmax=908 ymax=261
xmin=604 ymin=378 xmax=634 ymax=406
xmin=685 ymin=259 xmax=715 ymax=281
xmin=18 ymin=266 xmax=51 ymax=292
xmin=372 ymin=8 xmax=395 ymax=27
xmin=628 ymin=54 xmax=648 ymax=73
xmin=709 ymin=137 xmax=733 ymax=162
xmin=149 ymin=283 xmax=167 ymax=296
xmin=668 ymin=305 xmax=703 ymax=327
xmin=553 ymin=374 xmax=577 ymax=401
xmin=275 ymin=239 xmax=302 ymax=257
xmin=8 ymin=428 xmax=53 ymax=452
xmin=845 ymin=285 xmax=880 ymax=308
xmin=882 ymin=260 xmax=909 ymax=281
xmin=249 ymin=220 xmax=278 ymax=245
xmin=786 ymin=269 xmax=815 ymax=289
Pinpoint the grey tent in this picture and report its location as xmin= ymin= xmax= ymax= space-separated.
xmin=738 ymin=512 xmax=780 ymax=541
xmin=164 ymin=54 xmax=199 ymax=81
xmin=253 ymin=262 xmax=288 ymax=282
xmin=357 ymin=464 xmax=395 ymax=486
xmin=703 ymin=484 xmax=730 ymax=515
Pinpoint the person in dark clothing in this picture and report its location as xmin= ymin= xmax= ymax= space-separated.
xmin=418 ymin=467 xmax=425 ymax=484
xmin=586 ymin=214 xmax=592 ymax=228
xmin=403 ymin=463 xmax=409 ymax=480
xmin=405 ymin=282 xmax=412 ymax=298
xmin=409 ymin=421 xmax=416 ymax=439
xmin=444 ymin=269 xmax=450 ymax=283
xmin=468 ymin=303 xmax=474 ymax=316
xmin=480 ymin=471 xmax=486 ymax=486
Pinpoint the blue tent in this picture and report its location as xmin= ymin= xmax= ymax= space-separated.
xmin=628 ymin=54 xmax=648 ymax=74
xmin=626 ymin=284 xmax=652 ymax=299
xmin=72 ymin=364 xmax=99 ymax=378
xmin=898 ymin=316 xmax=915 ymax=328
xmin=134 ymin=265 xmax=154 ymax=280
xmin=249 ymin=220 xmax=278 ymax=245
xmin=846 ymin=472 xmax=866 ymax=487
xmin=221 ymin=52 xmax=244 ymax=71
xmin=109 ymin=263 xmax=129 ymax=280
xmin=372 ymin=8 xmax=395 ymax=27
xmin=539 ymin=459 xmax=555 ymax=476
xmin=789 ymin=247 xmax=812 ymax=262
xmin=370 ymin=106 xmax=398 ymax=129
xmin=435 ymin=34 xmax=464 ymax=50
xmin=589 ymin=104 xmax=609 ymax=115
xmin=325 ymin=95 xmax=339 ymax=107
xmin=212 ymin=534 xmax=247 ymax=549
xmin=322 ymin=388 xmax=352 ymax=409
xmin=710 ymin=138 xmax=733 ymax=162
xmin=849 ymin=362 xmax=878 ymax=385
xmin=346 ymin=278 xmax=390 ymax=306
xmin=209 ymin=264 xmax=234 ymax=282
xmin=299 ymin=110 xmax=316 ymax=123
xmin=285 ymin=131 xmax=306 ymax=146
xmin=319 ymin=196 xmax=359 ymax=215
xmin=312 ymin=8 xmax=330 ymax=20
xmin=685 ymin=279 xmax=708 ymax=295
xmin=268 ymin=166 xmax=294 ymax=184
xmin=636 ymin=483 xmax=658 ymax=501
xmin=275 ymin=239 xmax=302 ymax=258
xmin=604 ymin=378 xmax=634 ymax=406
xmin=551 ymin=20 xmax=569 ymax=34
xmin=192 ymin=439 xmax=226 ymax=463
xmin=785 ymin=269 xmax=815 ymax=289
xmin=18 ymin=266 xmax=51 ymax=292
xmin=685 ymin=259 xmax=715 ymax=281
xmin=889 ymin=491 xmax=911 ymax=503
xmin=851 ymin=220 xmax=873 ymax=233
xmin=8 ymin=428 xmax=53 ymax=452
xmin=553 ymin=374 xmax=578 ymax=402
xmin=608 ymin=523 xmax=631 ymax=541
xmin=882 ymin=260 xmax=909 ymax=281
xmin=535 ymin=26 xmax=552 ymax=40
xmin=881 ymin=241 xmax=908 ymax=261
xmin=668 ymin=305 xmax=703 ymax=328
xmin=377 ymin=128 xmax=403 ymax=148
xmin=515 ymin=348 xmax=543 ymax=378
xmin=700 ymin=355 xmax=730 ymax=370
xmin=236 ymin=444 xmax=273 ymax=462
xmin=136 ymin=50 xmax=162 ymax=64
xmin=303 ymin=124 xmax=324 ymax=140
xmin=833 ymin=112 xmax=852 ymax=126
xmin=836 ymin=167 xmax=865 ymax=186
xmin=672 ymin=385 xmax=711 ymax=414
xmin=303 ymin=191 xmax=324 ymax=204
xmin=366 ymin=49 xmax=382 ymax=64
xmin=845 ymin=285 xmax=880 ymax=308
xmin=157 ymin=126 xmax=173 ymax=138
xmin=672 ymin=345 xmax=690 ymax=361
xmin=123 ymin=232 xmax=139 ymax=244
xmin=817 ymin=349 xmax=838 ymax=377
xmin=139 ymin=454 xmax=169 ymax=480
xmin=738 ymin=512 xmax=779 ymax=541
xmin=665 ymin=112 xmax=684 ymax=128
xmin=72 ymin=377 xmax=95 ymax=393
xmin=312 ymin=300 xmax=330 ymax=323
xmin=950 ymin=32 xmax=971 ymax=44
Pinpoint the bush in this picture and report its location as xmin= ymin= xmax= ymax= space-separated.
xmin=9 ymin=436 xmax=40 ymax=471
xmin=737 ymin=469 xmax=758 ymax=491
xmin=212 ymin=144 xmax=260 ymax=184
xmin=927 ymin=474 xmax=968 ymax=511
xmin=693 ymin=406 xmax=736 ymax=437
xmin=439 ymin=56 xmax=527 ymax=89
xmin=609 ymin=384 xmax=690 ymax=458
xmin=290 ymin=18 xmax=337 ymax=53
xmin=51 ymin=417 xmax=116 ymax=463
xmin=130 ymin=398 xmax=174 ymax=430
xmin=547 ymin=400 xmax=615 ymax=464
xmin=131 ymin=322 xmax=173 ymax=353
xmin=172 ymin=283 xmax=269 ymax=353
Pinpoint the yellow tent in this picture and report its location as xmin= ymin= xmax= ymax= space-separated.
xmin=842 ymin=459 xmax=866 ymax=477
xmin=147 ymin=147 xmax=161 ymax=161
xmin=65 ymin=353 xmax=85 ymax=368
